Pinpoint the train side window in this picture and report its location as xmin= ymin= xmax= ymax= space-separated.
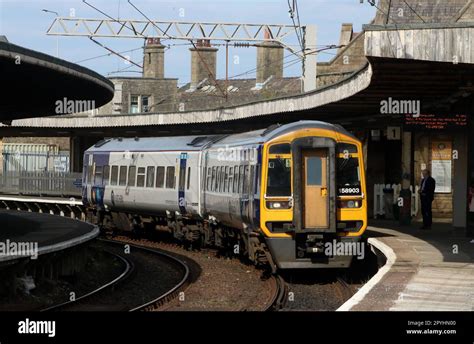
xmin=156 ymin=166 xmax=165 ymax=188
xmin=206 ymin=167 xmax=211 ymax=191
xmin=94 ymin=166 xmax=103 ymax=185
xmin=243 ymin=165 xmax=250 ymax=194
xmin=166 ymin=166 xmax=175 ymax=189
xmin=128 ymin=166 xmax=136 ymax=187
xmin=254 ymin=165 xmax=259 ymax=194
xmin=228 ymin=167 xmax=233 ymax=193
xmin=119 ymin=166 xmax=128 ymax=186
xmin=216 ymin=167 xmax=221 ymax=192
xmin=233 ymin=166 xmax=239 ymax=193
xmin=224 ymin=166 xmax=229 ymax=193
xmin=146 ymin=166 xmax=155 ymax=188
xmin=137 ymin=167 xmax=146 ymax=187
xmin=187 ymin=167 xmax=191 ymax=190
xmin=217 ymin=167 xmax=222 ymax=192
xmin=211 ymin=167 xmax=217 ymax=191
xmin=110 ymin=166 xmax=119 ymax=186
xmin=103 ymin=165 xmax=110 ymax=186
xmin=220 ymin=167 xmax=225 ymax=193
xmin=250 ymin=165 xmax=255 ymax=194
xmin=88 ymin=162 xmax=94 ymax=183
xmin=239 ymin=165 xmax=244 ymax=193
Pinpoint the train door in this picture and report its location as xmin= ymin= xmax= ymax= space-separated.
xmin=178 ymin=152 xmax=188 ymax=214
xmin=302 ymin=149 xmax=329 ymax=228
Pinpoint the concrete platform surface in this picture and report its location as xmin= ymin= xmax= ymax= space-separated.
xmin=339 ymin=220 xmax=474 ymax=311
xmin=0 ymin=210 xmax=98 ymax=263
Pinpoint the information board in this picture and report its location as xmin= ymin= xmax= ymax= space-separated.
xmin=404 ymin=114 xmax=467 ymax=130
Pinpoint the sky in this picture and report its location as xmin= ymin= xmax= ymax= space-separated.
xmin=0 ymin=0 xmax=376 ymax=85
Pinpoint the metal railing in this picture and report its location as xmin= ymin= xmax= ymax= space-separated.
xmin=0 ymin=172 xmax=83 ymax=197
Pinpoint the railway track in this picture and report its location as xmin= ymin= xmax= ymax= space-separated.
xmin=109 ymin=235 xmax=283 ymax=311
xmin=100 ymin=234 xmax=361 ymax=312
xmin=264 ymin=275 xmax=288 ymax=311
xmin=279 ymin=271 xmax=354 ymax=311
xmin=42 ymin=239 xmax=191 ymax=311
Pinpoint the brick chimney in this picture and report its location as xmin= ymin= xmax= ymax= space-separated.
xmin=143 ymin=38 xmax=165 ymax=78
xmin=189 ymin=39 xmax=218 ymax=89
xmin=255 ymin=29 xmax=284 ymax=86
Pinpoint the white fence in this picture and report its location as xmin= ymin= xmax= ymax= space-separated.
xmin=0 ymin=172 xmax=82 ymax=197
xmin=373 ymin=184 xmax=420 ymax=218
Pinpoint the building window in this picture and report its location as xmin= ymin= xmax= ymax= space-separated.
xmin=130 ymin=95 xmax=151 ymax=113
xmin=141 ymin=96 xmax=150 ymax=112
xmin=130 ymin=95 xmax=139 ymax=113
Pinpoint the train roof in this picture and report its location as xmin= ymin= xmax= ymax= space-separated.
xmin=86 ymin=135 xmax=216 ymax=153
xmin=85 ymin=121 xmax=355 ymax=153
xmin=211 ymin=120 xmax=354 ymax=148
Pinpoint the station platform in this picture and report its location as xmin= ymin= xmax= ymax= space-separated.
xmin=0 ymin=209 xmax=98 ymax=263
xmin=339 ymin=220 xmax=474 ymax=311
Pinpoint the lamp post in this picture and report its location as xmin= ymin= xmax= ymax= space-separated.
xmin=41 ymin=9 xmax=59 ymax=58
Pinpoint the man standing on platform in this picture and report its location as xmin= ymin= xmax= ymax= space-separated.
xmin=419 ymin=169 xmax=436 ymax=230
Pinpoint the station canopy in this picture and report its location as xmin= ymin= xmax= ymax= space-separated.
xmin=0 ymin=37 xmax=114 ymax=121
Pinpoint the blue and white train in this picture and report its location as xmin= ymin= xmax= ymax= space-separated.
xmin=83 ymin=121 xmax=367 ymax=270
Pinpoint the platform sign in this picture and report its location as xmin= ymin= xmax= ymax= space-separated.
xmin=387 ymin=126 xmax=401 ymax=140
xmin=431 ymin=140 xmax=452 ymax=193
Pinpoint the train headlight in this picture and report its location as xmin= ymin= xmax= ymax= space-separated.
xmin=266 ymin=201 xmax=291 ymax=209
xmin=337 ymin=200 xmax=362 ymax=208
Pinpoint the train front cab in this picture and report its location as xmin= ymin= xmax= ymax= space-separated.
xmin=260 ymin=128 xmax=367 ymax=269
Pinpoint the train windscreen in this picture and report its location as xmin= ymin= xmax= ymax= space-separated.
xmin=266 ymin=157 xmax=291 ymax=197
xmin=337 ymin=156 xmax=361 ymax=195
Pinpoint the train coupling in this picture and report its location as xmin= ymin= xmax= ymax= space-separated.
xmin=296 ymin=234 xmax=325 ymax=257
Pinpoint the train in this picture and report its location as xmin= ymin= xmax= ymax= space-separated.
xmin=83 ymin=121 xmax=367 ymax=270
